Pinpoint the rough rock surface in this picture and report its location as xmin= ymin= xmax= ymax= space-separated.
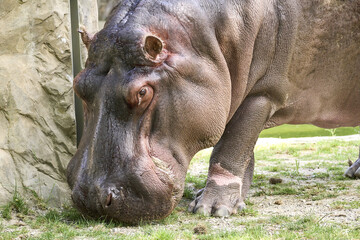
xmin=0 ymin=0 xmax=97 ymax=207
xmin=97 ymin=0 xmax=120 ymax=20
xmin=78 ymin=1 xmax=99 ymax=68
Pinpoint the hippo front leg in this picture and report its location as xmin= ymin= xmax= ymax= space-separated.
xmin=188 ymin=96 xmax=273 ymax=217
xmin=345 ymin=146 xmax=360 ymax=179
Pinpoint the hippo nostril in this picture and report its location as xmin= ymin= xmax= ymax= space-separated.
xmin=106 ymin=193 xmax=112 ymax=207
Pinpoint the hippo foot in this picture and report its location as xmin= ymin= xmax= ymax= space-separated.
xmin=188 ymin=164 xmax=247 ymax=217
xmin=188 ymin=184 xmax=246 ymax=217
xmin=345 ymin=157 xmax=360 ymax=179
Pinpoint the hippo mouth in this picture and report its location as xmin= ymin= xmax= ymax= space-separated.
xmin=151 ymin=156 xmax=175 ymax=186
xmin=69 ymin=153 xmax=180 ymax=223
xmin=102 ymin=156 xmax=180 ymax=223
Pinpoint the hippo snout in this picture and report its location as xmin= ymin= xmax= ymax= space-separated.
xmin=68 ymin=158 xmax=179 ymax=223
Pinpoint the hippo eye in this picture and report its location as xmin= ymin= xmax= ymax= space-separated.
xmin=139 ymin=88 xmax=147 ymax=97
xmin=127 ymin=85 xmax=153 ymax=108
xmin=144 ymin=36 xmax=163 ymax=60
xmin=137 ymin=88 xmax=148 ymax=106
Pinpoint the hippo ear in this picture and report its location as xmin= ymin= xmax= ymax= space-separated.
xmin=78 ymin=27 xmax=93 ymax=50
xmin=144 ymin=36 xmax=163 ymax=60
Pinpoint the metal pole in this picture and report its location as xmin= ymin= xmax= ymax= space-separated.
xmin=69 ymin=0 xmax=84 ymax=147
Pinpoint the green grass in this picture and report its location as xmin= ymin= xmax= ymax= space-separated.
xmin=239 ymin=206 xmax=258 ymax=217
xmin=1 ymin=138 xmax=360 ymax=239
xmin=260 ymin=124 xmax=359 ymax=138
xmin=1 ymin=188 xmax=29 ymax=219
xmin=331 ymin=200 xmax=360 ymax=210
xmin=255 ymin=140 xmax=359 ymax=163
xmin=185 ymin=174 xmax=207 ymax=189
xmin=253 ymin=183 xmax=299 ymax=197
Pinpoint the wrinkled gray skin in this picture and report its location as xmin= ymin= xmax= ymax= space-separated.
xmin=67 ymin=0 xmax=360 ymax=223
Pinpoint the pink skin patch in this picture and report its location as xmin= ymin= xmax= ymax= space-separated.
xmin=208 ymin=163 xmax=242 ymax=187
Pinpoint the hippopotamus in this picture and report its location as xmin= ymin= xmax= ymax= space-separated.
xmin=67 ymin=0 xmax=360 ymax=223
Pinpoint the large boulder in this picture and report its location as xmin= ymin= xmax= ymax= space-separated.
xmin=0 ymin=0 xmax=97 ymax=207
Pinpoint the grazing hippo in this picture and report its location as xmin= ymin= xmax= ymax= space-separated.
xmin=67 ymin=0 xmax=360 ymax=223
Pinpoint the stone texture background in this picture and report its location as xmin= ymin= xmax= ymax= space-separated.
xmin=0 ymin=0 xmax=98 ymax=207
xmin=97 ymin=0 xmax=120 ymax=21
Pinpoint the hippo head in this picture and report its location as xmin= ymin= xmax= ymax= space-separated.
xmin=67 ymin=1 xmax=231 ymax=223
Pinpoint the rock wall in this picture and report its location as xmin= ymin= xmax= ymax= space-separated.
xmin=97 ymin=0 xmax=120 ymax=21
xmin=0 ymin=0 xmax=97 ymax=207
xmin=79 ymin=0 xmax=99 ymax=64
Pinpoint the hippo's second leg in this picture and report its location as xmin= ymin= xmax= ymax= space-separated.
xmin=188 ymin=96 xmax=273 ymax=217
xmin=345 ymin=146 xmax=360 ymax=179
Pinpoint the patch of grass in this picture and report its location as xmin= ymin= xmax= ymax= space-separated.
xmin=244 ymin=200 xmax=254 ymax=206
xmin=37 ymin=231 xmax=56 ymax=240
xmin=183 ymin=186 xmax=195 ymax=199
xmin=295 ymin=159 xmax=300 ymax=175
xmin=27 ymin=188 xmax=48 ymax=211
xmin=310 ymin=192 xmax=338 ymax=201
xmin=190 ymin=148 xmax=211 ymax=166
xmin=127 ymin=226 xmax=195 ymax=240
xmin=330 ymin=168 xmax=349 ymax=180
xmin=11 ymin=192 xmax=29 ymax=216
xmin=158 ymin=207 xmax=181 ymax=225
xmin=287 ymin=147 xmax=300 ymax=157
xmin=1 ymin=189 xmax=29 ymax=219
xmin=59 ymin=204 xmax=87 ymax=223
xmin=251 ymin=175 xmax=267 ymax=188
xmin=253 ymin=183 xmax=299 ymax=197
xmin=303 ymin=162 xmax=318 ymax=169
xmin=301 ymin=224 xmax=360 ymax=240
xmin=270 ymin=215 xmax=291 ymax=225
xmin=33 ymin=206 xmax=84 ymax=226
xmin=328 ymin=166 xmax=344 ymax=172
xmin=333 ymin=174 xmax=348 ymax=181
xmin=268 ymin=215 xmax=360 ymax=239
xmin=42 ymin=209 xmax=60 ymax=222
xmin=234 ymin=218 xmax=267 ymax=227
xmin=1 ymin=204 xmax=11 ymax=220
xmin=262 ymin=165 xmax=287 ymax=172
xmin=286 ymin=216 xmax=315 ymax=231
xmin=185 ymin=174 xmax=207 ymax=189
xmin=270 ymin=186 xmax=299 ymax=196
xmin=256 ymin=140 xmax=359 ymax=165
xmin=0 ymin=228 xmax=29 ymax=240
xmin=240 ymin=207 xmax=258 ymax=217
xmin=299 ymin=182 xmax=340 ymax=201
xmin=260 ymin=124 xmax=359 ymax=138
xmin=241 ymin=226 xmax=268 ymax=239
xmin=147 ymin=228 xmax=176 ymax=240
xmin=196 ymin=230 xmax=242 ymax=240
xmin=313 ymin=172 xmax=330 ymax=179
xmin=331 ymin=201 xmax=346 ymax=210
xmin=331 ymin=201 xmax=360 ymax=210
xmin=253 ymin=174 xmax=266 ymax=181
xmin=335 ymin=182 xmax=350 ymax=189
